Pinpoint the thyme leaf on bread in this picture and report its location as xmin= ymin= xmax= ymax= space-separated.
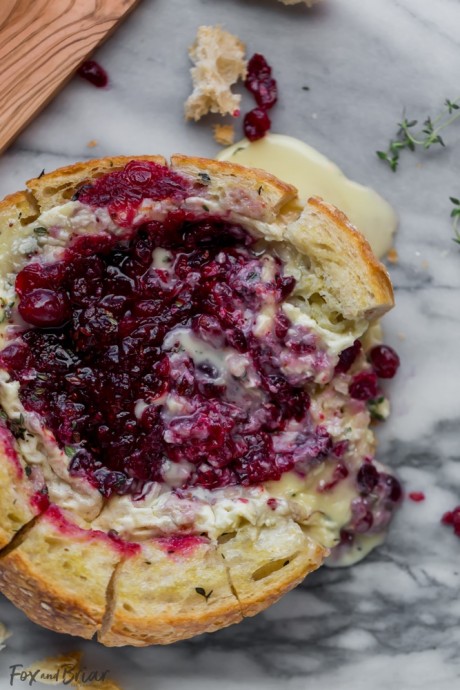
xmin=195 ymin=587 xmax=213 ymax=601
xmin=377 ymin=97 xmax=460 ymax=171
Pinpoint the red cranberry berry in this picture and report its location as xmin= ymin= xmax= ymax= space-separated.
xmin=442 ymin=506 xmax=460 ymax=537
xmin=335 ymin=340 xmax=361 ymax=374
xmin=18 ymin=289 xmax=71 ymax=327
xmin=369 ymin=344 xmax=400 ymax=379
xmin=380 ymin=473 xmax=403 ymax=502
xmin=77 ymin=60 xmax=108 ymax=88
xmin=356 ymin=462 xmax=379 ymax=494
xmin=244 ymin=54 xmax=278 ymax=109
xmin=244 ymin=108 xmax=271 ymax=142
xmin=349 ymin=371 xmax=378 ymax=401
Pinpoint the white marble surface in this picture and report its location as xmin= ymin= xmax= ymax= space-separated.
xmin=1 ymin=0 xmax=460 ymax=687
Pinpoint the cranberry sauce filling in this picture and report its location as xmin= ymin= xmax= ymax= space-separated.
xmin=0 ymin=162 xmax=402 ymax=551
xmin=74 ymin=160 xmax=191 ymax=227
xmin=0 ymin=212 xmax=339 ymax=498
xmin=442 ymin=507 xmax=460 ymax=538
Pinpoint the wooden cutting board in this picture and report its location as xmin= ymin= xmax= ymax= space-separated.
xmin=0 ymin=0 xmax=141 ymax=154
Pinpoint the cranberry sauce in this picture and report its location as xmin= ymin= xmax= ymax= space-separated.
xmin=75 ymin=160 xmax=191 ymax=227
xmin=0 ymin=208 xmax=335 ymax=498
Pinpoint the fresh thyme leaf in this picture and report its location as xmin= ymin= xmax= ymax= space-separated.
xmin=64 ymin=445 xmax=76 ymax=458
xmin=367 ymin=397 xmax=386 ymax=422
xmin=195 ymin=587 xmax=213 ymax=601
xmin=9 ymin=414 xmax=27 ymax=440
xmin=377 ymin=96 xmax=460 ymax=171
xmin=451 ymin=197 xmax=460 ymax=243
xmin=25 ymin=465 xmax=32 ymax=477
xmin=202 ymin=204 xmax=210 ymax=212
xmin=446 ymin=99 xmax=460 ymax=113
xmin=198 ymin=172 xmax=211 ymax=184
xmin=33 ymin=226 xmax=49 ymax=236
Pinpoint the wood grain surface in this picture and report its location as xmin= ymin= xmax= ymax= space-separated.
xmin=0 ymin=0 xmax=141 ymax=154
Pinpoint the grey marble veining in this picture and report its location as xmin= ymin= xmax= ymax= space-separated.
xmin=1 ymin=0 xmax=460 ymax=688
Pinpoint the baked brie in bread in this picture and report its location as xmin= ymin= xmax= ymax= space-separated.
xmin=0 ymin=156 xmax=401 ymax=645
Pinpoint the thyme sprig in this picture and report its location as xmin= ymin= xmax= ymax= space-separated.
xmin=377 ymin=97 xmax=460 ymax=172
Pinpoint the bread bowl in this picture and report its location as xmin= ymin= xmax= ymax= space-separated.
xmin=0 ymin=155 xmax=401 ymax=645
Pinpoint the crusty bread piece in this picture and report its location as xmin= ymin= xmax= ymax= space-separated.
xmin=287 ymin=197 xmax=394 ymax=321
xmin=185 ymin=26 xmax=247 ymax=121
xmin=217 ymin=521 xmax=325 ymax=617
xmin=213 ymin=123 xmax=235 ymax=146
xmin=0 ymin=620 xmax=10 ymax=650
xmin=0 ymin=426 xmax=39 ymax=550
xmin=0 ymin=155 xmax=393 ymax=645
xmin=100 ymin=537 xmax=242 ymax=646
xmin=24 ymin=652 xmax=82 ymax=684
xmin=0 ymin=510 xmax=122 ymax=639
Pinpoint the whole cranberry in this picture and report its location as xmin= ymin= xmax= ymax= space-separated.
xmin=335 ymin=340 xmax=361 ymax=374
xmin=369 ymin=344 xmax=400 ymax=379
xmin=349 ymin=371 xmax=378 ymax=401
xmin=18 ymin=289 xmax=71 ymax=328
xmin=244 ymin=108 xmax=271 ymax=142
xmin=77 ymin=60 xmax=108 ymax=88
xmin=356 ymin=462 xmax=379 ymax=494
xmin=380 ymin=473 xmax=403 ymax=502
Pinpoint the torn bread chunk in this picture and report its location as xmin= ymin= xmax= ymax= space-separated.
xmin=213 ymin=123 xmax=235 ymax=146
xmin=0 ymin=508 xmax=124 ymax=639
xmin=24 ymin=652 xmax=82 ymax=685
xmin=185 ymin=26 xmax=247 ymax=121
xmin=99 ymin=537 xmax=243 ymax=646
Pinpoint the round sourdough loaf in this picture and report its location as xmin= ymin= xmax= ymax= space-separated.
xmin=0 ymin=156 xmax=396 ymax=645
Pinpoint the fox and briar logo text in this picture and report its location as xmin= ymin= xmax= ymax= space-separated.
xmin=9 ymin=664 xmax=110 ymax=686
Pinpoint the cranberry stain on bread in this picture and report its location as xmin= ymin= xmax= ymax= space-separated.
xmin=0 ymin=156 xmax=401 ymax=645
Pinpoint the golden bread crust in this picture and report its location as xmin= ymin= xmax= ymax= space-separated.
xmin=0 ymin=427 xmax=38 ymax=549
xmin=27 ymin=156 xmax=167 ymax=212
xmin=0 ymin=154 xmax=394 ymax=645
xmin=217 ymin=521 xmax=327 ymax=618
xmin=0 ymin=513 xmax=122 ymax=639
xmin=99 ymin=538 xmax=243 ymax=646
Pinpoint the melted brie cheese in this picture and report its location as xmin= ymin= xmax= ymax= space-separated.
xmin=216 ymin=134 xmax=397 ymax=259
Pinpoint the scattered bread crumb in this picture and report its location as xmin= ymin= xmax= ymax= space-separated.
xmin=87 ymin=140 xmax=98 ymax=148
xmin=213 ymin=124 xmax=235 ymax=146
xmin=386 ymin=247 xmax=399 ymax=264
xmin=0 ymin=621 xmax=10 ymax=650
xmin=22 ymin=651 xmax=122 ymax=689
xmin=185 ymin=25 xmax=247 ymax=121
xmin=24 ymin=652 xmax=82 ymax=684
